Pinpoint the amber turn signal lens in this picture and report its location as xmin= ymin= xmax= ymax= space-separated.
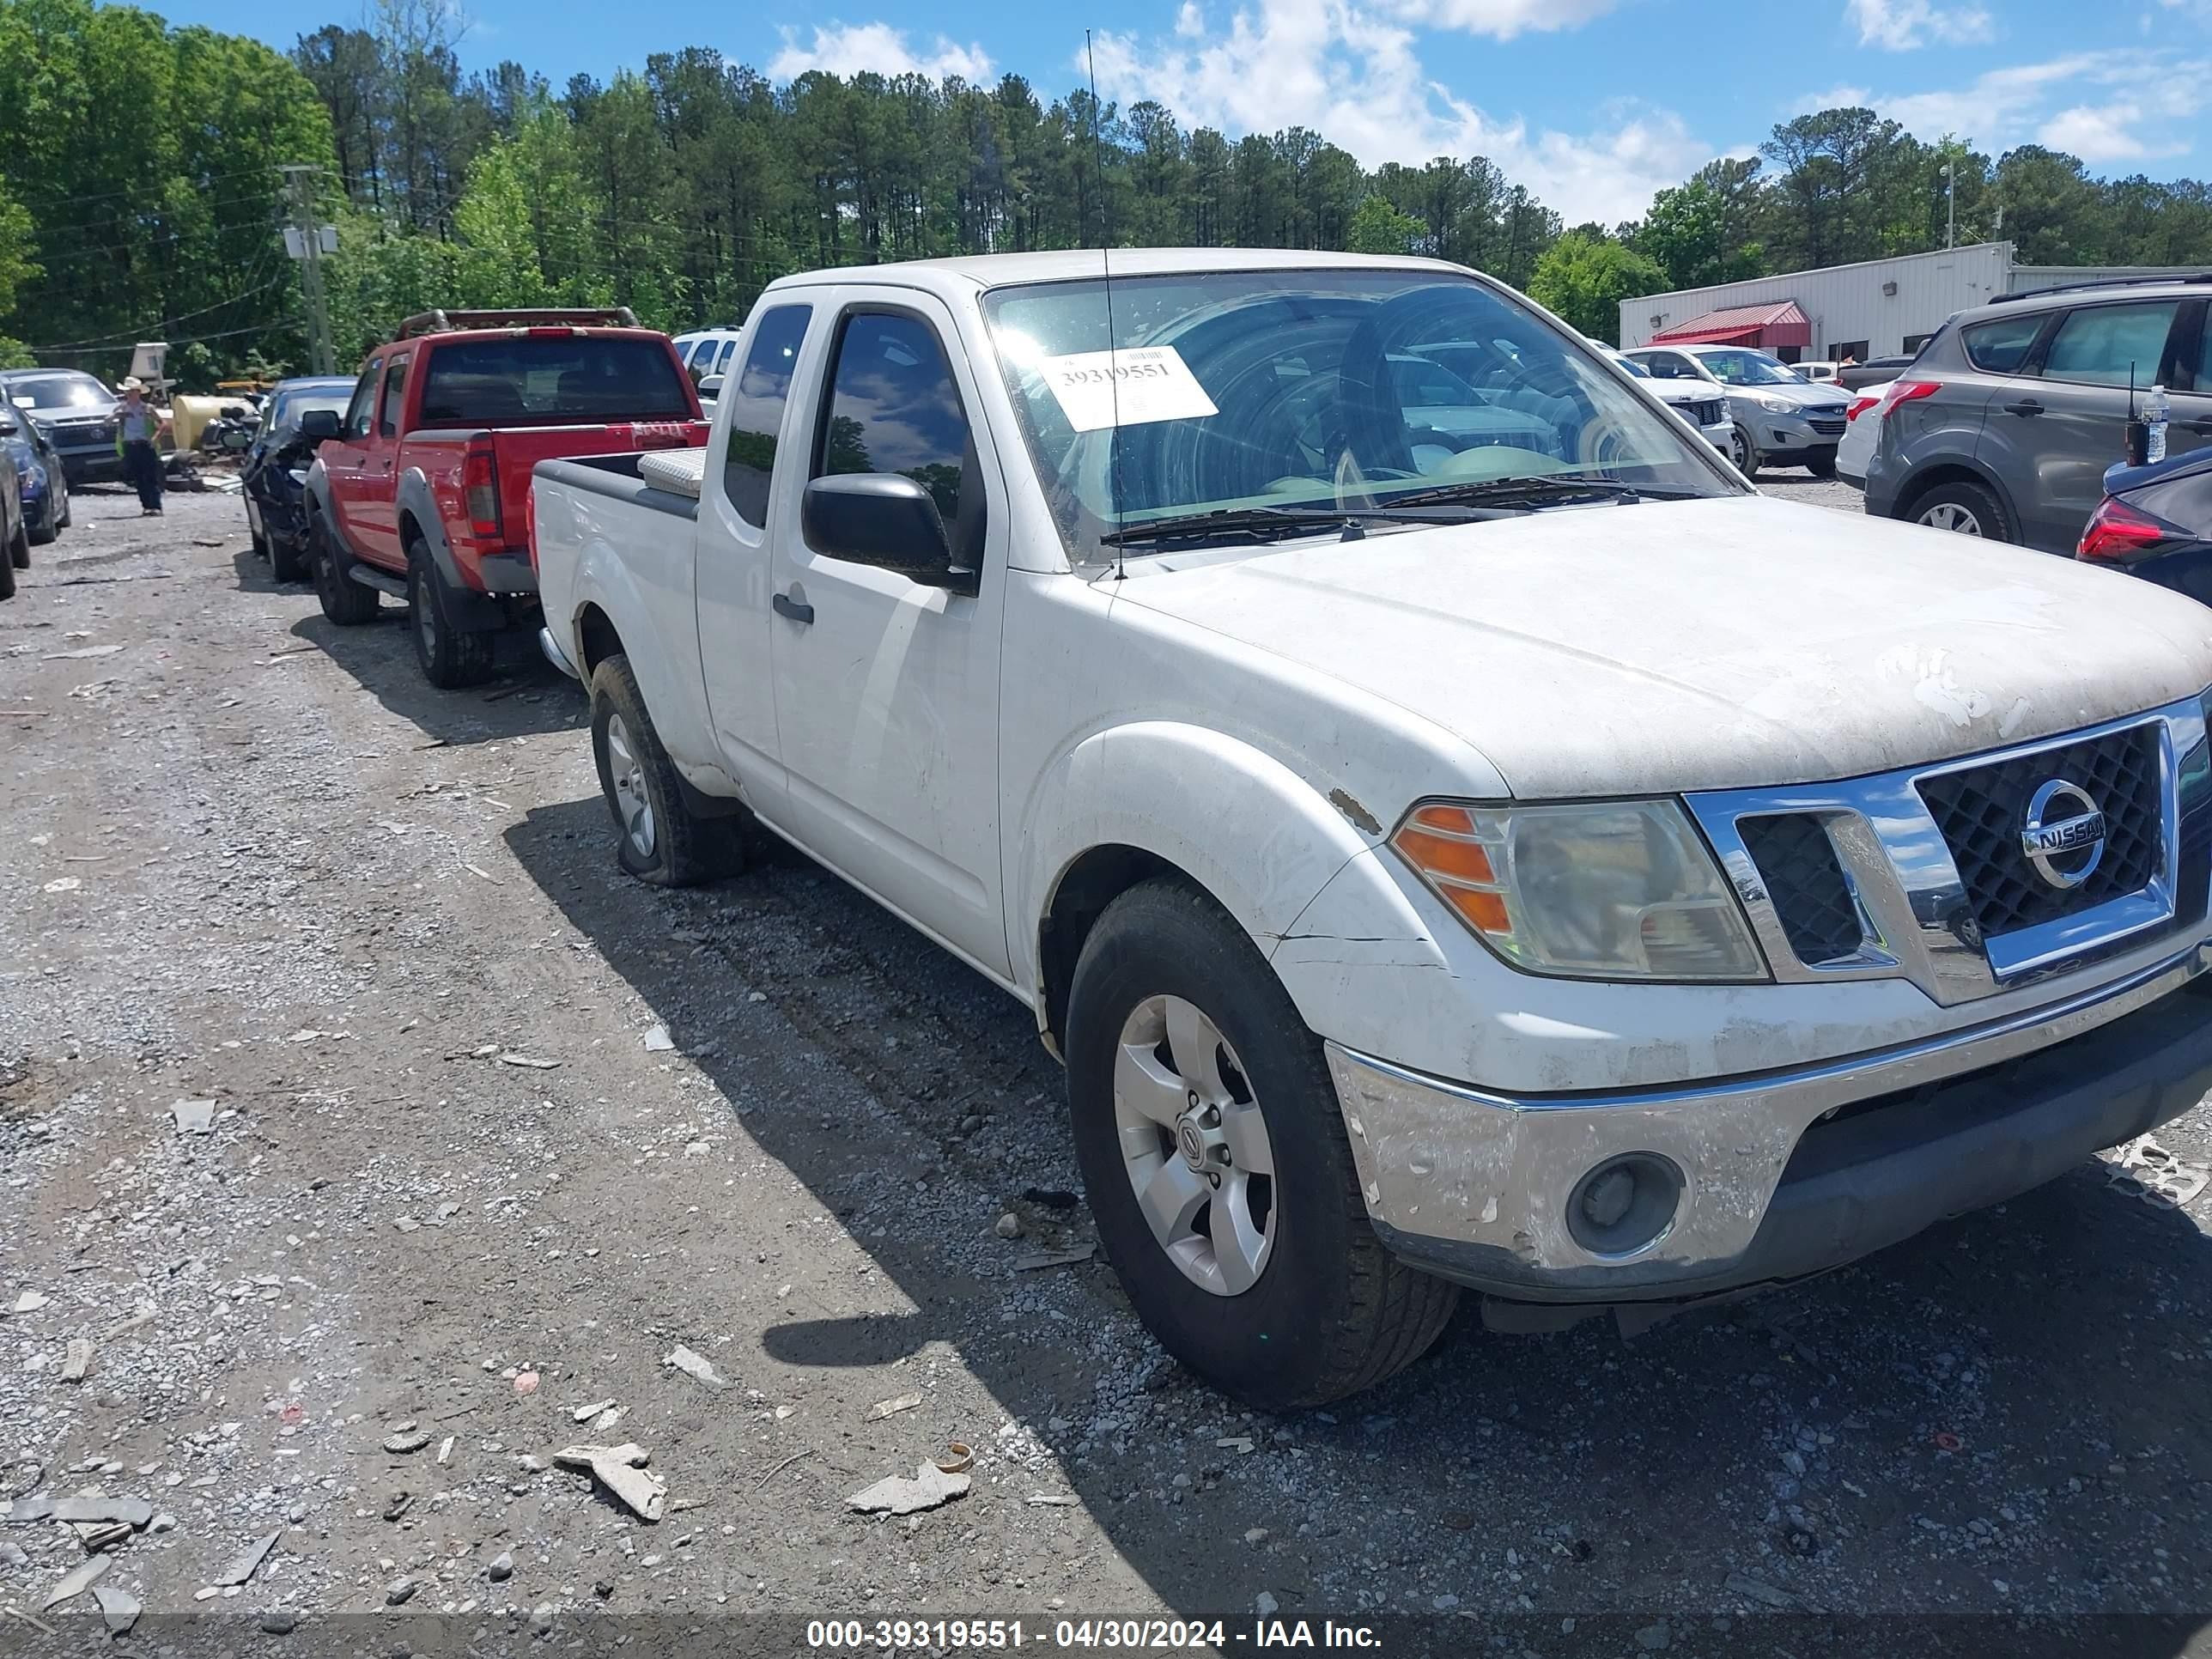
xmin=1407 ymin=803 xmax=1476 ymax=836
xmin=1441 ymin=885 xmax=1511 ymax=934
xmin=1393 ymin=826 xmax=1498 ymax=884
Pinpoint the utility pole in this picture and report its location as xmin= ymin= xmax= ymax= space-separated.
xmin=282 ymin=164 xmax=335 ymax=375
xmin=1941 ymin=157 xmax=1955 ymax=250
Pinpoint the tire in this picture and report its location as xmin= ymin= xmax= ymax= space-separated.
xmin=406 ymin=542 xmax=496 ymax=689
xmin=0 ymin=526 xmax=15 ymax=600
xmin=588 ymin=653 xmax=743 ymax=886
xmin=55 ymin=477 xmax=69 ymax=530
xmin=25 ymin=493 xmax=54 ymax=549
xmin=268 ymin=526 xmax=307 ymax=584
xmin=1729 ymin=423 xmax=1760 ymax=476
xmin=1905 ymin=477 xmax=2010 ymax=542
xmin=1065 ymin=878 xmax=1460 ymax=1409
xmin=249 ymin=511 xmax=270 ymax=562
xmin=307 ymin=507 xmax=380 ymax=626
xmin=1807 ymin=452 xmax=1838 ymax=480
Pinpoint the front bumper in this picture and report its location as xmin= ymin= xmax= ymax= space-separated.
xmin=1331 ymin=941 xmax=2212 ymax=1306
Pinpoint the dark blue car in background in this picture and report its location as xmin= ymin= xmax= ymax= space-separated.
xmin=2078 ymin=447 xmax=2212 ymax=605
xmin=0 ymin=396 xmax=69 ymax=546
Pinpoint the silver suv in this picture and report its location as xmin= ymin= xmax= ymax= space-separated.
xmin=1864 ymin=275 xmax=2212 ymax=551
xmin=1622 ymin=343 xmax=1851 ymax=477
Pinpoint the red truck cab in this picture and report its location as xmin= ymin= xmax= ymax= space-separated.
xmin=303 ymin=308 xmax=708 ymax=688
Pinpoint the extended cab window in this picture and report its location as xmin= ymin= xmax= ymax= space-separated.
xmin=816 ymin=312 xmax=972 ymax=526
xmin=1960 ymin=313 xmax=2047 ymax=375
xmin=343 ymin=359 xmax=382 ymax=440
xmin=2041 ymin=301 xmax=2180 ymax=388
xmin=723 ymin=305 xmax=811 ymax=526
xmin=417 ymin=337 xmax=693 ymax=425
xmin=378 ymin=356 xmax=410 ymax=437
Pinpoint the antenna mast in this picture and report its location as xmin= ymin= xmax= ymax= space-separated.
xmin=1085 ymin=29 xmax=1126 ymax=580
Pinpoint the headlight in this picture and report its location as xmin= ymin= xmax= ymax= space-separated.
xmin=21 ymin=460 xmax=43 ymax=492
xmin=1755 ymin=395 xmax=1796 ymax=413
xmin=1391 ymin=799 xmax=1767 ymax=981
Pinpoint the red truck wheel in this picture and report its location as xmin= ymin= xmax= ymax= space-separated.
xmin=407 ymin=544 xmax=495 ymax=690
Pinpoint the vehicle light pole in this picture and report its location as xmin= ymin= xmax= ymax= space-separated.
xmin=282 ymin=164 xmax=336 ymax=376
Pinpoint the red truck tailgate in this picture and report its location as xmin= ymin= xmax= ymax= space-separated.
xmin=491 ymin=421 xmax=708 ymax=544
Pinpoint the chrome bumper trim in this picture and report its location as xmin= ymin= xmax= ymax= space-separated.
xmin=1328 ymin=933 xmax=2212 ymax=1280
xmin=538 ymin=625 xmax=581 ymax=680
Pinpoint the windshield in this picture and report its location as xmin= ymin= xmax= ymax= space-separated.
xmin=416 ymin=337 xmax=692 ymax=425
xmin=9 ymin=373 xmax=112 ymax=411
xmin=272 ymin=389 xmax=349 ymax=429
xmin=1691 ymin=349 xmax=1802 ymax=387
xmin=1610 ymin=355 xmax=1651 ymax=379
xmin=983 ymin=268 xmax=1735 ymax=558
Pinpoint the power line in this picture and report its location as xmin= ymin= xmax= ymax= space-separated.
xmin=30 ymin=273 xmax=294 ymax=352
xmin=36 ymin=318 xmax=307 ymax=359
xmin=24 ymin=165 xmax=323 ymax=216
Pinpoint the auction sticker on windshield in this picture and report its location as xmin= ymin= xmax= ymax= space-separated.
xmin=1038 ymin=346 xmax=1218 ymax=432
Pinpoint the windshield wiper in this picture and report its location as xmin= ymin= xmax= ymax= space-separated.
xmin=1098 ymin=502 xmax=1482 ymax=548
xmin=1378 ymin=475 xmax=1705 ymax=511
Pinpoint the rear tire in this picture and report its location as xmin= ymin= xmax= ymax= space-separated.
xmin=588 ymin=653 xmax=743 ymax=887
xmin=1807 ymin=452 xmax=1838 ymax=480
xmin=1905 ymin=477 xmax=2010 ymax=542
xmin=407 ymin=544 xmax=495 ymax=689
xmin=307 ymin=507 xmax=380 ymax=625
xmin=1065 ymin=878 xmax=1460 ymax=1409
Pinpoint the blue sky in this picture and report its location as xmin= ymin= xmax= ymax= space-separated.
xmin=159 ymin=0 xmax=2212 ymax=223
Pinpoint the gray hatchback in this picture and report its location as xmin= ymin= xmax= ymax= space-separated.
xmin=1863 ymin=275 xmax=2212 ymax=552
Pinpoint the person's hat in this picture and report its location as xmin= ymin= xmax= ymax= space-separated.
xmin=116 ymin=377 xmax=144 ymax=395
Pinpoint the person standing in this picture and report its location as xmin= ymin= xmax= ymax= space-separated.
xmin=116 ymin=378 xmax=162 ymax=515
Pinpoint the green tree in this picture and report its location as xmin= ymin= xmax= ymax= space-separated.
xmin=1346 ymin=194 xmax=1424 ymax=255
xmin=1632 ymin=175 xmax=1764 ymax=290
xmin=1526 ymin=232 xmax=1663 ymax=343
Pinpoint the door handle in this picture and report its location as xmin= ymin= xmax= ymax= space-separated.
xmin=2003 ymin=399 xmax=2044 ymax=416
xmin=772 ymin=591 xmax=814 ymax=625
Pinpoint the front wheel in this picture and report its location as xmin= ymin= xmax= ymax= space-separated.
xmin=1066 ymin=878 xmax=1459 ymax=1409
xmin=25 ymin=495 xmax=53 ymax=549
xmin=1807 ymin=452 xmax=1838 ymax=480
xmin=308 ymin=509 xmax=380 ymax=625
xmin=1729 ymin=423 xmax=1759 ymax=476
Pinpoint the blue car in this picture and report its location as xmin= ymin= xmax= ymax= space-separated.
xmin=0 ymin=398 xmax=69 ymax=546
xmin=2077 ymin=446 xmax=2212 ymax=606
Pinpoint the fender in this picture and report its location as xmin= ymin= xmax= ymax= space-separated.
xmin=301 ymin=459 xmax=363 ymax=564
xmin=1014 ymin=720 xmax=1389 ymax=1025
xmin=393 ymin=468 xmax=505 ymax=630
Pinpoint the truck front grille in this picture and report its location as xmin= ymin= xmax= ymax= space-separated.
xmin=1917 ymin=723 xmax=2164 ymax=939
xmin=1740 ymin=814 xmax=1864 ymax=966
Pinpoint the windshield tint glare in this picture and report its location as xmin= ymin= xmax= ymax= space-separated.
xmin=10 ymin=374 xmax=112 ymax=410
xmin=984 ymin=268 xmax=1733 ymax=557
xmin=1690 ymin=349 xmax=1801 ymax=386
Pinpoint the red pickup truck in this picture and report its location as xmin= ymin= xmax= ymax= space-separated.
xmin=301 ymin=308 xmax=708 ymax=687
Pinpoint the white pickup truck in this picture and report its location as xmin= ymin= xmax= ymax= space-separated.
xmin=532 ymin=249 xmax=2212 ymax=1408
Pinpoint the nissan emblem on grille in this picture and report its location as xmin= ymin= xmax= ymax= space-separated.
xmin=2020 ymin=779 xmax=2107 ymax=890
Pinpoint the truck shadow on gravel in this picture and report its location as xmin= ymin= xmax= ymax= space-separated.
xmin=278 ymin=606 xmax=584 ymax=745
xmin=503 ymin=790 xmax=2212 ymax=1624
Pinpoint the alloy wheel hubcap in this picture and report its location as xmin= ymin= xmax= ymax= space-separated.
xmin=605 ymin=713 xmax=655 ymax=858
xmin=1112 ymin=994 xmax=1276 ymax=1297
xmin=1919 ymin=502 xmax=1983 ymax=536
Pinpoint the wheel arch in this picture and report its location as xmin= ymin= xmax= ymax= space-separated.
xmin=574 ymin=601 xmax=624 ymax=678
xmin=1891 ymin=458 xmax=2021 ymax=540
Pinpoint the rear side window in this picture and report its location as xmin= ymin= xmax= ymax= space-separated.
xmin=714 ymin=337 xmax=738 ymax=375
xmin=1960 ymin=313 xmax=2048 ymax=374
xmin=417 ymin=337 xmax=693 ymax=425
xmin=378 ymin=356 xmax=410 ymax=437
xmin=2042 ymin=301 xmax=2180 ymax=388
xmin=343 ymin=358 xmax=382 ymax=439
xmin=722 ymin=306 xmax=812 ymax=527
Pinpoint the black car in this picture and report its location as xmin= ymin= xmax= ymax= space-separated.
xmin=2076 ymin=445 xmax=2212 ymax=604
xmin=240 ymin=376 xmax=353 ymax=580
xmin=0 ymin=368 xmax=122 ymax=484
xmin=0 ymin=399 xmax=69 ymax=544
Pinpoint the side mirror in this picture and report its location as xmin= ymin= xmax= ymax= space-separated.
xmin=696 ymin=374 xmax=725 ymax=399
xmin=298 ymin=409 xmax=342 ymax=441
xmin=801 ymin=474 xmax=969 ymax=588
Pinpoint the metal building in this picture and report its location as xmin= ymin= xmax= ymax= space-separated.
xmin=1617 ymin=243 xmax=2206 ymax=362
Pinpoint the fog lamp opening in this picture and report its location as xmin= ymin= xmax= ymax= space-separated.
xmin=1567 ymin=1152 xmax=1684 ymax=1256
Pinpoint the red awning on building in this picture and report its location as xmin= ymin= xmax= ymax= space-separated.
xmin=1649 ymin=301 xmax=1813 ymax=349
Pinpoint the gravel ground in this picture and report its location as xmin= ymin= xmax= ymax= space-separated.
xmin=4 ymin=480 xmax=2212 ymax=1656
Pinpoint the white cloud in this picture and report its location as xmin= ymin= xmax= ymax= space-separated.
xmin=1837 ymin=49 xmax=2209 ymax=161
xmin=1791 ymin=82 xmax=1869 ymax=114
xmin=1086 ymin=0 xmax=1707 ymax=225
xmin=767 ymin=21 xmax=994 ymax=83
xmin=1844 ymin=0 xmax=1995 ymax=50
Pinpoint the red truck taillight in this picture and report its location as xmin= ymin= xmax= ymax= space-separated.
xmin=464 ymin=441 xmax=502 ymax=541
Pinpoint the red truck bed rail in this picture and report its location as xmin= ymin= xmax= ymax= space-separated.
xmin=394 ymin=307 xmax=641 ymax=340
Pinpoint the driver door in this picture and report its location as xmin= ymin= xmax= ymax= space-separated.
xmin=763 ymin=292 xmax=1012 ymax=979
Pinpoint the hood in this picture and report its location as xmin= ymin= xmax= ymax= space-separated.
xmin=1740 ymin=379 xmax=1849 ymax=410
xmin=1645 ymin=381 xmax=1723 ymax=410
xmin=1115 ymin=494 xmax=2212 ymax=799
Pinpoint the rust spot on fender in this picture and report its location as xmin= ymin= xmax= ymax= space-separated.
xmin=1328 ymin=787 xmax=1382 ymax=836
